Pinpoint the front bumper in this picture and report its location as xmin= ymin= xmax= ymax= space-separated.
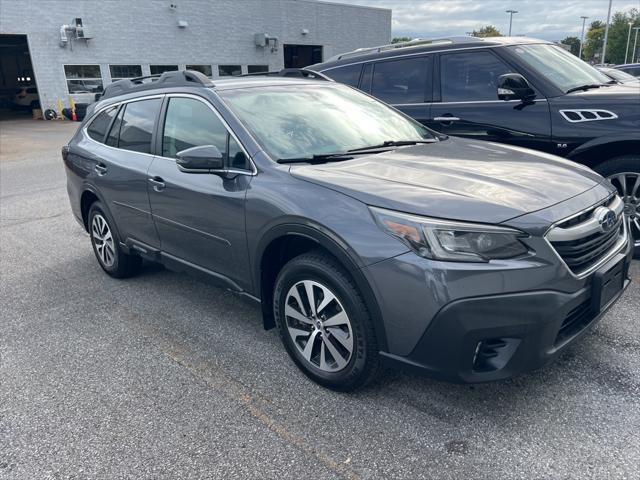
xmin=365 ymin=230 xmax=633 ymax=383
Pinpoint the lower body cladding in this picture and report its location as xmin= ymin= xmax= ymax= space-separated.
xmin=364 ymin=239 xmax=633 ymax=384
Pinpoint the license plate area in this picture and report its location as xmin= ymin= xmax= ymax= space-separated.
xmin=590 ymin=254 xmax=626 ymax=313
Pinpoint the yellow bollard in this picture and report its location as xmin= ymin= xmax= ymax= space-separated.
xmin=57 ymin=99 xmax=65 ymax=120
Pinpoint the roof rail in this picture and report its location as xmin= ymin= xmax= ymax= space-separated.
xmin=330 ymin=36 xmax=479 ymax=61
xmin=240 ymin=68 xmax=332 ymax=81
xmin=100 ymin=69 xmax=214 ymax=100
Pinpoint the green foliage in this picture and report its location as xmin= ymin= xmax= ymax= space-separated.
xmin=391 ymin=37 xmax=412 ymax=44
xmin=560 ymin=36 xmax=581 ymax=56
xmin=583 ymin=9 xmax=639 ymax=64
xmin=472 ymin=25 xmax=502 ymax=38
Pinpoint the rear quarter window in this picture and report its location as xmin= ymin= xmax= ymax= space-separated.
xmin=87 ymin=106 xmax=117 ymax=143
xmin=324 ymin=64 xmax=363 ymax=87
xmin=371 ymin=56 xmax=429 ymax=104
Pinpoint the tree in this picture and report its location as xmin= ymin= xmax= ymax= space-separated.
xmin=391 ymin=37 xmax=412 ymax=44
xmin=471 ymin=25 xmax=502 ymax=38
xmin=582 ymin=9 xmax=639 ymax=63
xmin=583 ymin=20 xmax=605 ymax=62
xmin=560 ymin=36 xmax=580 ymax=56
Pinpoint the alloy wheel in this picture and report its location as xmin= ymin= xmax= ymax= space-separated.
xmin=91 ymin=214 xmax=115 ymax=267
xmin=284 ymin=280 xmax=354 ymax=372
xmin=607 ymin=172 xmax=640 ymax=248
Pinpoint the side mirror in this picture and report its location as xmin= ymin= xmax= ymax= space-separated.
xmin=497 ymin=73 xmax=536 ymax=102
xmin=176 ymin=145 xmax=224 ymax=172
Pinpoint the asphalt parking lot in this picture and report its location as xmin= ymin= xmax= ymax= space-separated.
xmin=1 ymin=119 xmax=639 ymax=479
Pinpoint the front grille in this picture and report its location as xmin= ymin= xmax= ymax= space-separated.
xmin=547 ymin=196 xmax=625 ymax=276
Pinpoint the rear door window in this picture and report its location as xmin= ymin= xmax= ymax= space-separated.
xmin=117 ymin=98 xmax=162 ymax=153
xmin=325 ymin=64 xmax=363 ymax=87
xmin=87 ymin=106 xmax=117 ymax=143
xmin=440 ymin=51 xmax=512 ymax=102
xmin=371 ymin=56 xmax=429 ymax=104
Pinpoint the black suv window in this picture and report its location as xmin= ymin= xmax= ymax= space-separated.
xmin=326 ymin=64 xmax=362 ymax=87
xmin=440 ymin=51 xmax=512 ymax=102
xmin=117 ymin=98 xmax=162 ymax=153
xmin=371 ymin=56 xmax=429 ymax=104
xmin=87 ymin=106 xmax=117 ymax=143
xmin=162 ymin=97 xmax=249 ymax=169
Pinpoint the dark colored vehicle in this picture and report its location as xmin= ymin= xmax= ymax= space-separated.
xmin=615 ymin=63 xmax=640 ymax=78
xmin=63 ymin=70 xmax=632 ymax=391
xmin=309 ymin=37 xmax=640 ymax=255
xmin=597 ymin=66 xmax=640 ymax=86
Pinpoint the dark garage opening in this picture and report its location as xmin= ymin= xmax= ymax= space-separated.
xmin=284 ymin=44 xmax=323 ymax=68
xmin=0 ymin=34 xmax=39 ymax=121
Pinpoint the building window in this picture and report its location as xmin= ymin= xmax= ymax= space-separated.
xmin=150 ymin=65 xmax=179 ymax=75
xmin=218 ymin=65 xmax=242 ymax=77
xmin=247 ymin=65 xmax=269 ymax=74
xmin=109 ymin=65 xmax=142 ymax=81
xmin=64 ymin=65 xmax=103 ymax=94
xmin=186 ymin=65 xmax=213 ymax=77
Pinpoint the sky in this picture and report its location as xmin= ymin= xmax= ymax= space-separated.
xmin=339 ymin=0 xmax=639 ymax=41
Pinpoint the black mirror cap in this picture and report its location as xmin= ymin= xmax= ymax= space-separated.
xmin=176 ymin=145 xmax=224 ymax=172
xmin=497 ymin=73 xmax=536 ymax=102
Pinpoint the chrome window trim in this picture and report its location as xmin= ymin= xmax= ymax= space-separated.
xmin=543 ymin=195 xmax=628 ymax=279
xmin=391 ymin=99 xmax=549 ymax=107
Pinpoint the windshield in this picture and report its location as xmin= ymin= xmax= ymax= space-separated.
xmin=508 ymin=44 xmax=611 ymax=92
xmin=603 ymin=68 xmax=638 ymax=83
xmin=219 ymin=84 xmax=435 ymax=160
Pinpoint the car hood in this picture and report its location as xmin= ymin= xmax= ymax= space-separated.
xmin=289 ymin=138 xmax=611 ymax=224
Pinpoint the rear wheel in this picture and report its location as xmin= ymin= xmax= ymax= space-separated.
xmin=273 ymin=251 xmax=379 ymax=391
xmin=595 ymin=155 xmax=640 ymax=258
xmin=88 ymin=202 xmax=141 ymax=278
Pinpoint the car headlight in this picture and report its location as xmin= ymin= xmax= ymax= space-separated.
xmin=370 ymin=206 xmax=529 ymax=262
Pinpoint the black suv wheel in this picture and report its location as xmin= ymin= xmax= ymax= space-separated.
xmin=273 ymin=251 xmax=379 ymax=391
xmin=88 ymin=202 xmax=142 ymax=278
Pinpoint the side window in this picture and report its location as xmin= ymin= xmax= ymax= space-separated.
xmin=325 ymin=64 xmax=362 ymax=87
xmin=117 ymin=98 xmax=162 ymax=153
xmin=87 ymin=106 xmax=117 ymax=142
xmin=162 ymin=97 xmax=228 ymax=159
xmin=359 ymin=64 xmax=373 ymax=93
xmin=440 ymin=51 xmax=512 ymax=102
xmin=371 ymin=57 xmax=428 ymax=104
xmin=105 ymin=106 xmax=124 ymax=147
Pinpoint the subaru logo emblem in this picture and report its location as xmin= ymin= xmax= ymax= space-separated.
xmin=598 ymin=208 xmax=617 ymax=233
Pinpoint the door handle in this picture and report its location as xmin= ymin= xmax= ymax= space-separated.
xmin=148 ymin=176 xmax=166 ymax=192
xmin=94 ymin=163 xmax=108 ymax=175
xmin=433 ymin=116 xmax=461 ymax=122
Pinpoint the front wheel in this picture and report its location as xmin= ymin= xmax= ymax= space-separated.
xmin=273 ymin=251 xmax=379 ymax=391
xmin=595 ymin=155 xmax=640 ymax=258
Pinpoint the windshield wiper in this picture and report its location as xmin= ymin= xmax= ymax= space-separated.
xmin=565 ymin=84 xmax=605 ymax=94
xmin=277 ymin=152 xmax=355 ymax=164
xmin=347 ymin=139 xmax=438 ymax=152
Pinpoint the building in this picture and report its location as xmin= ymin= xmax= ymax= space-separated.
xmin=0 ymin=0 xmax=390 ymax=116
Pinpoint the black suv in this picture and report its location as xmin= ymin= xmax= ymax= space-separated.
xmin=310 ymin=37 xmax=640 ymax=253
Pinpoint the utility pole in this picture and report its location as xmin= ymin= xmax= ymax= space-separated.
xmin=506 ymin=10 xmax=518 ymax=36
xmin=633 ymin=27 xmax=640 ymax=63
xmin=601 ymin=0 xmax=613 ymax=64
xmin=579 ymin=16 xmax=589 ymax=59
xmin=624 ymin=22 xmax=634 ymax=64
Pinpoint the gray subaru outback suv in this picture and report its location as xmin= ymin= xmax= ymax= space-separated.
xmin=63 ymin=70 xmax=632 ymax=391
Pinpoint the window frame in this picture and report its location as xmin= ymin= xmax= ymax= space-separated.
xmin=218 ymin=65 xmax=242 ymax=77
xmin=156 ymin=93 xmax=256 ymax=175
xmin=64 ymin=64 xmax=104 ymax=95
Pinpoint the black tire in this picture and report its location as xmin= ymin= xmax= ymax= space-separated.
xmin=88 ymin=202 xmax=141 ymax=278
xmin=273 ymin=250 xmax=379 ymax=391
xmin=594 ymin=155 xmax=640 ymax=258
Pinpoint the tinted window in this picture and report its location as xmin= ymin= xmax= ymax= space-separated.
xmin=105 ymin=106 xmax=124 ymax=147
xmin=228 ymin=135 xmax=249 ymax=170
xmin=87 ymin=107 xmax=117 ymax=142
xmin=371 ymin=57 xmax=428 ymax=104
xmin=109 ymin=65 xmax=142 ymax=80
xmin=440 ymin=51 xmax=512 ymax=102
xmin=162 ymin=97 xmax=228 ymax=159
xmin=150 ymin=65 xmax=178 ymax=75
xmin=326 ymin=64 xmax=362 ymax=87
xmin=360 ymin=64 xmax=373 ymax=93
xmin=186 ymin=65 xmax=213 ymax=76
xmin=248 ymin=65 xmax=269 ymax=74
xmin=117 ymin=99 xmax=162 ymax=153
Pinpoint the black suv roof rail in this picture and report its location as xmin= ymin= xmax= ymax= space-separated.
xmin=100 ymin=69 xmax=214 ymax=100
xmin=241 ymin=68 xmax=332 ymax=80
xmin=329 ymin=36 xmax=479 ymax=61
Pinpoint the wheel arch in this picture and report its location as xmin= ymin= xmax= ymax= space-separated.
xmin=567 ymin=137 xmax=640 ymax=169
xmin=255 ymin=223 xmax=388 ymax=352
